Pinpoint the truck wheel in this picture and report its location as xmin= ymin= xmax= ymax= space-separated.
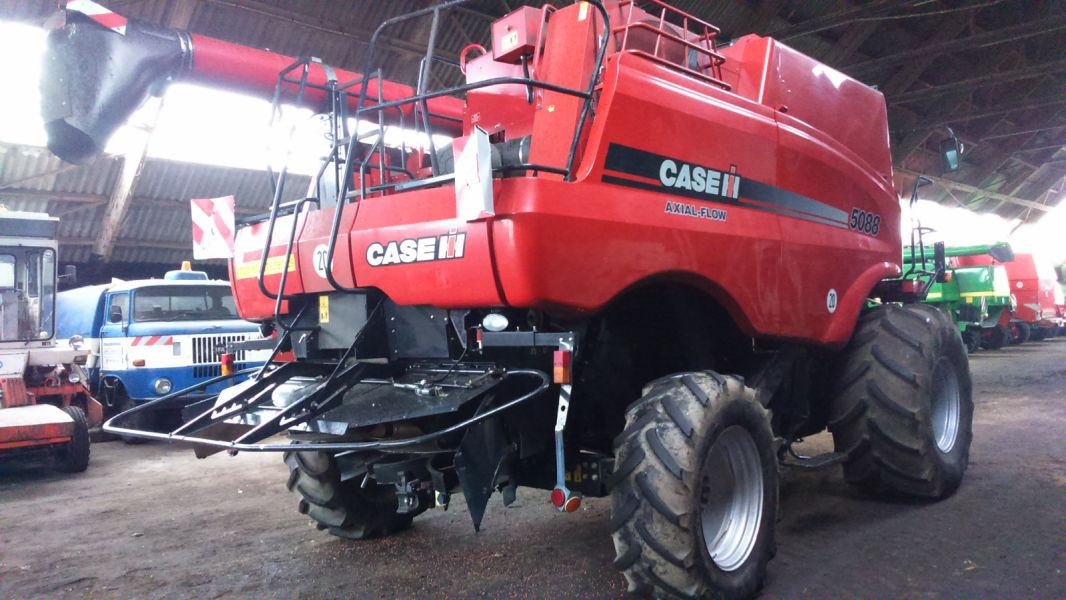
xmin=610 ymin=372 xmax=777 ymax=600
xmin=55 ymin=406 xmax=90 ymax=473
xmin=979 ymin=324 xmax=1008 ymax=350
xmin=961 ymin=329 xmax=980 ymax=354
xmin=117 ymin=396 xmax=153 ymax=445
xmin=1008 ymin=321 xmax=1030 ymax=345
xmin=829 ymin=304 xmax=973 ymax=499
xmin=1030 ymin=326 xmax=1048 ymax=342
xmin=284 ymin=450 xmax=422 ymax=540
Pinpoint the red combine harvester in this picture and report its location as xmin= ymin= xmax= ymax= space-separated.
xmin=45 ymin=1 xmax=972 ymax=597
xmin=957 ymin=252 xmax=1064 ymax=343
xmin=0 ymin=210 xmax=101 ymax=473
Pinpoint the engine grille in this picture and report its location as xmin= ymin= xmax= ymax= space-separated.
xmin=191 ymin=334 xmax=251 ymax=379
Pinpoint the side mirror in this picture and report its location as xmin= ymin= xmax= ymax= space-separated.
xmin=58 ymin=264 xmax=77 ymax=286
xmin=938 ymin=134 xmax=963 ymax=173
xmin=108 ymin=306 xmax=124 ymax=324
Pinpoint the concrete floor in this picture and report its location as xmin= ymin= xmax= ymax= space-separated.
xmin=1 ymin=339 xmax=1063 ymax=599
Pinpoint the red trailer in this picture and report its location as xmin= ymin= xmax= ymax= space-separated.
xmin=47 ymin=1 xmax=972 ymax=597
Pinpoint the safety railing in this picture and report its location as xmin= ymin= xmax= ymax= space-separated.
xmin=613 ymin=0 xmax=729 ymax=89
xmin=248 ymin=1 xmax=611 ymax=300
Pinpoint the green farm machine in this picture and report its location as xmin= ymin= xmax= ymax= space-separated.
xmin=905 ymin=243 xmax=1015 ymax=352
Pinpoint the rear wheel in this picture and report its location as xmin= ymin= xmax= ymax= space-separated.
xmin=1008 ymin=320 xmax=1030 ymax=345
xmin=610 ymin=372 xmax=777 ymax=600
xmin=980 ymin=324 xmax=1008 ymax=350
xmin=285 ymin=449 xmax=425 ymax=539
xmin=1030 ymin=326 xmax=1048 ymax=341
xmin=961 ymin=329 xmax=980 ymax=354
xmin=55 ymin=406 xmax=90 ymax=473
xmin=829 ymin=303 xmax=973 ymax=498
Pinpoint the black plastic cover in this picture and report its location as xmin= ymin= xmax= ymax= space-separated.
xmin=41 ymin=12 xmax=189 ymax=163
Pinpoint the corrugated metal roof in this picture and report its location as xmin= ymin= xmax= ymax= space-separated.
xmin=0 ymin=143 xmax=307 ymax=265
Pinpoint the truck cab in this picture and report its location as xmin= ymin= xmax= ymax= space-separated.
xmin=58 ymin=265 xmax=271 ymax=426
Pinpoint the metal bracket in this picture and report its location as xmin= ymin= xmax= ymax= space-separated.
xmin=550 ymin=339 xmax=580 ymax=513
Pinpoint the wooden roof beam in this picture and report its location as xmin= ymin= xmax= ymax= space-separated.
xmin=896 ymin=168 xmax=1054 ymax=212
xmin=847 ymin=17 xmax=1066 ymax=77
xmin=891 ymin=58 xmax=1066 ymax=105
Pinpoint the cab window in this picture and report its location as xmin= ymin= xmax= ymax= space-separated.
xmin=133 ymin=286 xmax=239 ymax=321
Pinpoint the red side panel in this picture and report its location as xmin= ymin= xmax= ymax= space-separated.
xmin=527 ymin=2 xmax=601 ymax=178
xmin=0 ymin=404 xmax=74 ymax=448
xmin=231 ymin=213 xmax=307 ymax=320
xmin=298 ymin=207 xmax=357 ymax=293
xmin=346 ymin=187 xmax=503 ymax=308
xmin=0 ymin=377 xmax=30 ymax=408
xmin=489 ymin=54 xmax=898 ymax=345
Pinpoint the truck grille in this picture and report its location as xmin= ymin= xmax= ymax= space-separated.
xmin=191 ymin=334 xmax=251 ymax=379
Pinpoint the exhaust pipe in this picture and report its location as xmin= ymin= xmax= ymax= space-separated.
xmin=41 ymin=2 xmax=465 ymax=164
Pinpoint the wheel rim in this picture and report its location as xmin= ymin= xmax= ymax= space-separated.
xmin=699 ymin=425 xmax=763 ymax=572
xmin=930 ymin=358 xmax=961 ymax=453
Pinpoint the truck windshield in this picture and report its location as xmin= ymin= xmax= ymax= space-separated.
xmin=0 ymin=248 xmax=56 ymax=341
xmin=132 ymin=285 xmax=239 ymax=322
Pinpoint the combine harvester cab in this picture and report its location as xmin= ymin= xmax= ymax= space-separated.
xmin=0 ymin=210 xmax=101 ymax=473
xmin=43 ymin=1 xmax=974 ymax=597
xmin=57 ymin=264 xmax=272 ymax=439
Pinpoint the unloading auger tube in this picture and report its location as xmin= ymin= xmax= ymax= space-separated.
xmin=103 ymin=366 xmax=550 ymax=453
xmin=41 ymin=1 xmax=465 ymax=164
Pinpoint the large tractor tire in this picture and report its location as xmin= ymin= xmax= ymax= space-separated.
xmin=1008 ymin=320 xmax=1030 ymax=345
xmin=285 ymin=449 xmax=425 ymax=540
xmin=980 ymin=324 xmax=1008 ymax=350
xmin=960 ymin=329 xmax=980 ymax=354
xmin=610 ymin=372 xmax=777 ymax=600
xmin=1030 ymin=326 xmax=1048 ymax=342
xmin=829 ymin=304 xmax=973 ymax=499
xmin=55 ymin=406 xmax=90 ymax=473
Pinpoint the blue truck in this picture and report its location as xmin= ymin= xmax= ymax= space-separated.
xmin=56 ymin=265 xmax=270 ymax=438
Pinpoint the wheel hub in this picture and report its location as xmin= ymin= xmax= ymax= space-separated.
xmin=699 ymin=425 xmax=763 ymax=572
xmin=930 ymin=358 xmax=961 ymax=453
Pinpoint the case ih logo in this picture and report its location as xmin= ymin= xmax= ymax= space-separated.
xmin=658 ymin=159 xmax=741 ymax=200
xmin=366 ymin=231 xmax=467 ymax=267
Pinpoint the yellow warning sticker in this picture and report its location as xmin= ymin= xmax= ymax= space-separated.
xmin=501 ymin=30 xmax=519 ymax=51
xmin=319 ymin=295 xmax=330 ymax=324
xmin=960 ymin=291 xmax=999 ymax=298
xmin=234 ymin=255 xmax=296 ymax=279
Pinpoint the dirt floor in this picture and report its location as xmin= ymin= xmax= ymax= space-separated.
xmin=1 ymin=339 xmax=1063 ymax=599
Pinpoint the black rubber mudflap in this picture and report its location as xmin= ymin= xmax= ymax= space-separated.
xmin=454 ymin=416 xmax=511 ymax=532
